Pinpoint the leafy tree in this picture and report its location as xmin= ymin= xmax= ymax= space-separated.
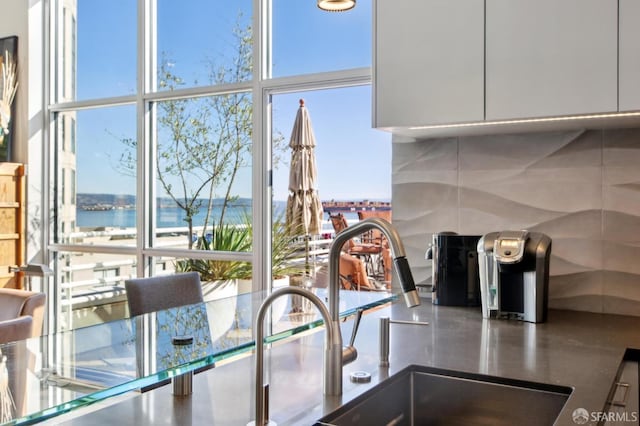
xmin=116 ymin=16 xmax=285 ymax=249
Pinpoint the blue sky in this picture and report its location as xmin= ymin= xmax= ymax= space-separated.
xmin=74 ymin=0 xmax=390 ymax=201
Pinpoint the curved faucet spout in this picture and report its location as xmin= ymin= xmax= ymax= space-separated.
xmin=252 ymin=286 xmax=343 ymax=426
xmin=329 ymin=217 xmax=421 ymax=316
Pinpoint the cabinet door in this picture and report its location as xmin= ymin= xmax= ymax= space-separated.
xmin=620 ymin=0 xmax=640 ymax=111
xmin=374 ymin=0 xmax=484 ymax=128
xmin=0 ymin=163 xmax=25 ymax=289
xmin=486 ymin=0 xmax=618 ymax=120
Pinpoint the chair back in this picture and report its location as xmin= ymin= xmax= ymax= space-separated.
xmin=329 ymin=213 xmax=348 ymax=234
xmin=125 ymin=271 xmax=204 ymax=317
xmin=339 ymin=253 xmax=372 ymax=291
xmin=329 ymin=213 xmax=355 ymax=250
xmin=0 ymin=288 xmax=46 ymax=337
xmin=356 ymin=210 xmax=392 ymax=222
xmin=0 ymin=316 xmax=33 ymax=344
xmin=357 ymin=210 xmax=393 ymax=246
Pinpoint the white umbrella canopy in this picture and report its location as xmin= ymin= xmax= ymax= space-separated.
xmin=286 ymin=99 xmax=323 ymax=238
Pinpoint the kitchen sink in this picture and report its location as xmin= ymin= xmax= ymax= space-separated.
xmin=316 ymin=365 xmax=572 ymax=426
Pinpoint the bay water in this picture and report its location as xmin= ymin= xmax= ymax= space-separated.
xmin=76 ymin=204 xmax=359 ymax=230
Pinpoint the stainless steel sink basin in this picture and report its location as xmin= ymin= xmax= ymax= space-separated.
xmin=316 ymin=365 xmax=572 ymax=426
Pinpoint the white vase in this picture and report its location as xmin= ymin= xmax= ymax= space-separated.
xmin=202 ymin=279 xmax=239 ymax=302
xmin=237 ymin=275 xmax=291 ymax=323
xmin=202 ymin=279 xmax=238 ymax=342
xmin=271 ymin=275 xmax=291 ymax=322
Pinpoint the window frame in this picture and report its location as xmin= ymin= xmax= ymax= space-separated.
xmin=45 ymin=0 xmax=373 ymax=331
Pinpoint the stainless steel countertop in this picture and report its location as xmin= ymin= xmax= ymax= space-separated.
xmin=51 ymin=300 xmax=640 ymax=425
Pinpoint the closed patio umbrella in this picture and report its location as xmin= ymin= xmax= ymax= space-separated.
xmin=285 ymin=99 xmax=323 ymax=274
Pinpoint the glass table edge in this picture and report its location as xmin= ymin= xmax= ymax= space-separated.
xmin=6 ymin=292 xmax=397 ymax=426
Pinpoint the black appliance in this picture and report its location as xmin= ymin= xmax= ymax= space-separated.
xmin=477 ymin=230 xmax=552 ymax=323
xmin=426 ymin=232 xmax=482 ymax=307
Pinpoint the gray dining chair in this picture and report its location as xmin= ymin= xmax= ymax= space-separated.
xmin=125 ymin=271 xmax=204 ymax=317
xmin=125 ymin=271 xmax=208 ymax=393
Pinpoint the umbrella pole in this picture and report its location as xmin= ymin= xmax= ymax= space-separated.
xmin=304 ymin=235 xmax=310 ymax=277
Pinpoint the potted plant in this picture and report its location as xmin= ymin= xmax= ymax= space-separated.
xmin=176 ymin=211 xmax=303 ymax=296
xmin=176 ymin=221 xmax=252 ymax=301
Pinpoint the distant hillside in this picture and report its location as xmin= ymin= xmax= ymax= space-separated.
xmin=77 ymin=193 xmax=136 ymax=208
xmin=77 ymin=193 xmax=253 ymax=209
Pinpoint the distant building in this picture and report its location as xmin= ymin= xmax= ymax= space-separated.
xmin=322 ymin=200 xmax=391 ymax=213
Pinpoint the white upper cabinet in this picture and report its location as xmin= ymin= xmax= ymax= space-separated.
xmin=374 ymin=0 xmax=484 ymax=128
xmin=485 ymin=0 xmax=618 ymax=120
xmin=620 ymin=0 xmax=640 ymax=111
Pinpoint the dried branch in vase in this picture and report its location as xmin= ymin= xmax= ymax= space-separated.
xmin=0 ymin=50 xmax=18 ymax=146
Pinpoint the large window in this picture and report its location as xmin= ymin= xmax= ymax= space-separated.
xmin=270 ymin=0 xmax=372 ymax=77
xmin=53 ymin=106 xmax=137 ymax=246
xmin=155 ymin=0 xmax=253 ymax=90
xmin=151 ymin=93 xmax=253 ymax=248
xmin=48 ymin=0 xmax=379 ymax=331
xmin=271 ymin=87 xmax=390 ymax=203
xmin=63 ymin=0 xmax=137 ymax=102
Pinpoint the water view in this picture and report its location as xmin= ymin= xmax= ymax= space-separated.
xmin=77 ymin=205 xmax=254 ymax=229
xmin=76 ymin=203 xmax=363 ymax=230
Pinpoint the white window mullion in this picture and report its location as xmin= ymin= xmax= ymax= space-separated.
xmin=252 ymin=0 xmax=271 ymax=291
xmin=262 ymin=0 xmax=272 ymax=80
xmin=137 ymin=0 xmax=156 ymax=277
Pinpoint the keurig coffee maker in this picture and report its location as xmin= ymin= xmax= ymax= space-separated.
xmin=426 ymin=232 xmax=482 ymax=307
xmin=477 ymin=230 xmax=551 ymax=323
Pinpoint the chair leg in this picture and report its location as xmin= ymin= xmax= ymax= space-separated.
xmin=363 ymin=253 xmax=383 ymax=279
xmin=376 ymin=254 xmax=385 ymax=278
xmin=364 ymin=254 xmax=375 ymax=277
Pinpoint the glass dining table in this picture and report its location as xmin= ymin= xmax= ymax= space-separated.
xmin=0 ymin=287 xmax=395 ymax=425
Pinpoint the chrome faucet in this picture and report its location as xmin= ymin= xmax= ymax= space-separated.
xmin=330 ymin=217 xmax=421 ymax=311
xmin=327 ymin=217 xmax=421 ymax=392
xmin=251 ymin=286 xmax=342 ymax=426
xmin=251 ymin=218 xmax=419 ymax=425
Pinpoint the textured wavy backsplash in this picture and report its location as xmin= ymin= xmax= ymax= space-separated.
xmin=392 ymin=128 xmax=640 ymax=316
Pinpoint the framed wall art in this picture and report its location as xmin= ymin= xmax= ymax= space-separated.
xmin=0 ymin=35 xmax=18 ymax=162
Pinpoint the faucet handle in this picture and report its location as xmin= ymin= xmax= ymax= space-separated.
xmin=348 ymin=308 xmax=363 ymax=347
xmin=263 ymin=383 xmax=269 ymax=421
xmin=342 ymin=309 xmax=363 ymax=365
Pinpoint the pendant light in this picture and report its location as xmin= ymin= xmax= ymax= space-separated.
xmin=317 ymin=0 xmax=356 ymax=12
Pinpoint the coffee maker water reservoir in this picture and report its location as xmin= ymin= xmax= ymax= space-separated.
xmin=477 ymin=230 xmax=552 ymax=323
xmin=426 ymin=232 xmax=482 ymax=307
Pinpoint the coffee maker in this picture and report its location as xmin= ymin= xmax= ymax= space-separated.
xmin=477 ymin=230 xmax=552 ymax=323
xmin=426 ymin=232 xmax=482 ymax=307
